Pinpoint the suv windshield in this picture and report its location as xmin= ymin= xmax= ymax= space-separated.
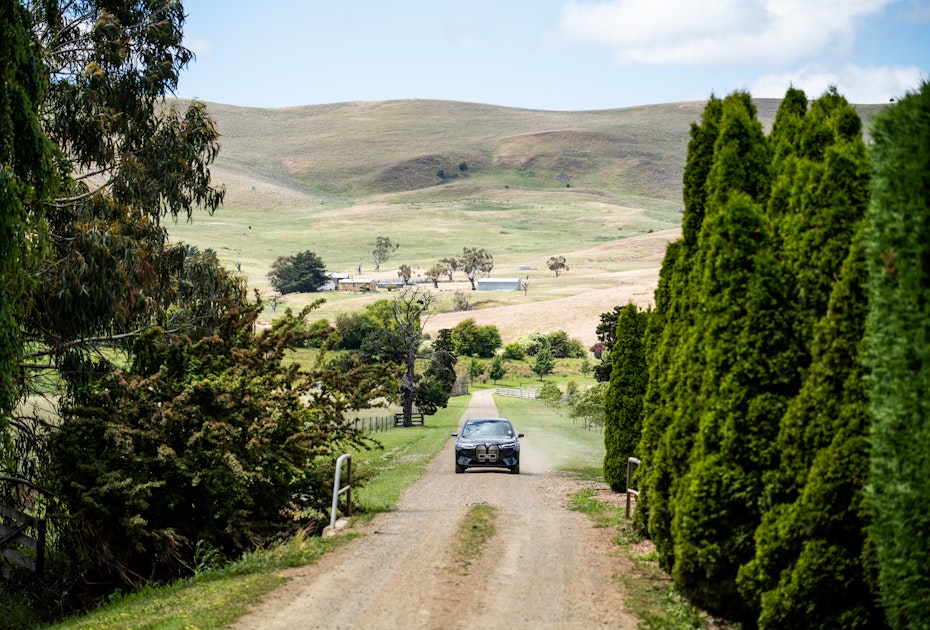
xmin=462 ymin=420 xmax=513 ymax=438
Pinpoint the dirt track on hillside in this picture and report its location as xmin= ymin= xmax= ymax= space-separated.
xmin=231 ymin=390 xmax=636 ymax=629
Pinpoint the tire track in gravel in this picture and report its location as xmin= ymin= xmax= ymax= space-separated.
xmin=231 ymin=390 xmax=636 ymax=629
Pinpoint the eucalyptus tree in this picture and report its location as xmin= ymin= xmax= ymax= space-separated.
xmin=372 ymin=235 xmax=398 ymax=270
xmin=17 ymin=0 xmax=224 ymax=398
xmin=0 ymin=1 xmax=224 ymax=489
xmin=547 ymin=255 xmax=568 ymax=277
xmin=461 ymin=246 xmax=494 ymax=290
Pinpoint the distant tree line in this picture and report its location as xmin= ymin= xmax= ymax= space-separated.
xmin=600 ymin=84 xmax=930 ymax=628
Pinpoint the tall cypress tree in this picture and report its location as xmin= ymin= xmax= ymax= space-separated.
xmin=866 ymin=81 xmax=930 ymax=629
xmin=778 ymin=89 xmax=870 ymax=361
xmin=668 ymin=93 xmax=800 ymax=622
xmin=637 ymin=96 xmax=722 ymax=567
xmin=739 ymin=229 xmax=883 ymax=628
xmin=603 ymin=303 xmax=648 ymax=491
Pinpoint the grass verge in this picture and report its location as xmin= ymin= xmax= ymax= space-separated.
xmin=567 ymin=489 xmax=715 ymax=630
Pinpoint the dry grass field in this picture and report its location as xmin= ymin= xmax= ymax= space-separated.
xmin=166 ymin=98 xmax=885 ymax=346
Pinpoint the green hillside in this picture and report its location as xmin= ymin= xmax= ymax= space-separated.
xmin=166 ymin=98 xmax=884 ymax=341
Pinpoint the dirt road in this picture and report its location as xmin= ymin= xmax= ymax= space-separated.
xmin=231 ymin=390 xmax=636 ymax=629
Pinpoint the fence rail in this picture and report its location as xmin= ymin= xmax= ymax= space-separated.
xmin=327 ymin=454 xmax=352 ymax=532
xmin=0 ymin=476 xmax=49 ymax=578
xmin=495 ymin=385 xmax=539 ymax=400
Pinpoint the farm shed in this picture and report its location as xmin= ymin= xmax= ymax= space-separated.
xmin=338 ymin=278 xmax=377 ymax=292
xmin=322 ymin=273 xmax=350 ymax=291
xmin=478 ymin=278 xmax=522 ymax=291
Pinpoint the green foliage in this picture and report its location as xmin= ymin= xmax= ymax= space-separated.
xmin=0 ymin=0 xmax=59 ymax=427
xmin=547 ymin=255 xmax=568 ymax=277
xmin=487 ymin=354 xmax=507 ymax=382
xmin=267 ymin=250 xmax=328 ymax=294
xmin=293 ymin=318 xmax=334 ymax=348
xmin=460 ymin=246 xmax=494 ymax=290
xmin=46 ymin=288 xmax=391 ymax=597
xmin=865 ymin=81 xmax=930 ymax=629
xmin=670 ymin=190 xmax=797 ymax=621
xmin=467 ymin=358 xmax=485 ymax=380
xmin=777 ymin=89 xmax=870 ymax=356
xmin=638 ymin=97 xmax=725 ymax=568
xmin=737 ymin=91 xmax=881 ymax=627
xmin=546 ymin=330 xmax=586 ymax=358
xmin=593 ymin=305 xmax=625 ymax=381
xmin=530 ymin=346 xmax=555 ymax=380
xmin=7 ymin=1 xmax=225 ymax=486
xmin=333 ymin=311 xmax=372 ymax=349
xmin=449 ymin=317 xmax=502 ymax=357
xmin=603 ymin=304 xmax=648 ymax=492
xmin=371 ymin=235 xmax=398 ymax=270
xmin=398 ymin=263 xmax=412 ymax=284
xmin=416 ymin=328 xmax=457 ymax=415
xmin=538 ymin=381 xmax=563 ymax=406
xmin=639 ymin=91 xmax=803 ymax=623
xmin=568 ymin=382 xmax=607 ymax=426
xmin=501 ymin=342 xmax=525 ymax=360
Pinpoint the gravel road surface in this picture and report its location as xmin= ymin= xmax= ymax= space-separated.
xmin=231 ymin=389 xmax=636 ymax=629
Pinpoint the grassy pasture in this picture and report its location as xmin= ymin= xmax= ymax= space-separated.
xmin=166 ymin=98 xmax=886 ymax=342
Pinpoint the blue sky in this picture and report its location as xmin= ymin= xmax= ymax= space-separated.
xmin=177 ymin=0 xmax=930 ymax=111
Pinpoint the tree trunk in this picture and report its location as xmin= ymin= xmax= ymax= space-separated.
xmin=401 ymin=344 xmax=417 ymax=427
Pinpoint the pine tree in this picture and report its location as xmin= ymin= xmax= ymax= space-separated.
xmin=603 ymin=304 xmax=648 ymax=491
xmin=865 ymin=81 xmax=930 ymax=629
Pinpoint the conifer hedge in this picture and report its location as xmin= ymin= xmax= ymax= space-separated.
xmin=629 ymin=86 xmax=891 ymax=627
xmin=866 ymin=81 xmax=930 ymax=629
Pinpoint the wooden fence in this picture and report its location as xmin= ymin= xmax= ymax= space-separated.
xmin=495 ymin=385 xmax=539 ymax=400
xmin=0 ymin=476 xmax=48 ymax=578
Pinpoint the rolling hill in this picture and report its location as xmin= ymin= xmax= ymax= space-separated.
xmin=166 ymin=98 xmax=884 ymax=345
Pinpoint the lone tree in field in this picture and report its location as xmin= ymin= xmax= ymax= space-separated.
xmin=372 ymin=236 xmax=399 ymax=270
xmin=461 ymin=247 xmax=494 ymax=290
xmin=425 ymin=263 xmax=446 ymax=287
xmin=439 ymin=256 xmax=462 ymax=281
xmin=547 ymin=255 xmax=569 ymax=277
xmin=267 ymin=250 xmax=328 ymax=294
xmin=384 ymin=287 xmax=446 ymax=426
xmin=398 ymin=264 xmax=412 ymax=285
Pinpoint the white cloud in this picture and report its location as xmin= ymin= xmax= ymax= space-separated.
xmin=749 ymin=63 xmax=927 ymax=102
xmin=560 ymin=0 xmax=895 ymax=66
